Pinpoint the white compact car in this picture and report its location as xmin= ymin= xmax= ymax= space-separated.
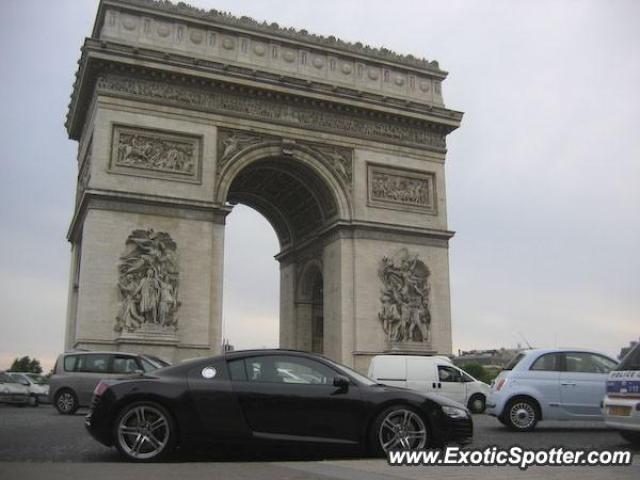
xmin=368 ymin=355 xmax=490 ymax=413
xmin=8 ymin=372 xmax=50 ymax=406
xmin=487 ymin=348 xmax=618 ymax=431
xmin=603 ymin=342 xmax=640 ymax=445
xmin=0 ymin=371 xmax=30 ymax=406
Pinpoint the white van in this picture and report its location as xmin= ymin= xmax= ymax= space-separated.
xmin=368 ymin=355 xmax=490 ymax=413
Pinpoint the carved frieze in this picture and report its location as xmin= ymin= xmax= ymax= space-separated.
xmin=110 ymin=125 xmax=202 ymax=183
xmin=217 ymin=128 xmax=353 ymax=187
xmin=368 ymin=164 xmax=436 ymax=213
xmin=97 ymin=74 xmax=446 ymax=151
xmin=115 ymin=229 xmax=180 ymax=334
xmin=378 ymin=248 xmax=431 ymax=344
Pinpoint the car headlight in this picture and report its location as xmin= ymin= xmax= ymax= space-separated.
xmin=442 ymin=405 xmax=469 ymax=419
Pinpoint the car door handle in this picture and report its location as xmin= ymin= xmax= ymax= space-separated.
xmin=561 ymin=382 xmax=576 ymax=386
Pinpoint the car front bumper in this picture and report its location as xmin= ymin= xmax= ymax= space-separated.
xmin=603 ymin=397 xmax=640 ymax=432
xmin=0 ymin=393 xmax=29 ymax=405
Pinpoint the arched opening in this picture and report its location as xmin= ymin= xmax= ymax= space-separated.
xmin=222 ymin=205 xmax=279 ymax=350
xmin=222 ymin=154 xmax=338 ymax=352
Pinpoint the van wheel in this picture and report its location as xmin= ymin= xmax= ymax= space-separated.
xmin=620 ymin=431 xmax=640 ymax=446
xmin=505 ymin=398 xmax=539 ymax=431
xmin=467 ymin=394 xmax=486 ymax=414
xmin=55 ymin=389 xmax=78 ymax=415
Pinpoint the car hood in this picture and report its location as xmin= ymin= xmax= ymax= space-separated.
xmin=370 ymin=383 xmax=468 ymax=410
xmin=0 ymin=383 xmax=29 ymax=394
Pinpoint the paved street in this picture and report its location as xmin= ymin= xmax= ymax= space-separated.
xmin=1 ymin=404 xmax=638 ymax=479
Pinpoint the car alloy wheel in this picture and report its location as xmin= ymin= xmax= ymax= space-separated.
xmin=116 ymin=403 xmax=173 ymax=461
xmin=507 ymin=400 xmax=538 ymax=431
xmin=55 ymin=390 xmax=77 ymax=414
xmin=377 ymin=408 xmax=428 ymax=452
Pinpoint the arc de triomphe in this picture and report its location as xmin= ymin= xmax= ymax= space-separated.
xmin=64 ymin=0 xmax=462 ymax=371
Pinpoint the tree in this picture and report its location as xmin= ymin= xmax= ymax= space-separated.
xmin=9 ymin=356 xmax=43 ymax=374
xmin=460 ymin=362 xmax=493 ymax=384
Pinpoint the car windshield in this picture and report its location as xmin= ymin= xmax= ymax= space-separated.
xmin=503 ymin=352 xmax=526 ymax=370
xmin=323 ymin=358 xmax=377 ymax=386
xmin=618 ymin=344 xmax=640 ymax=370
xmin=0 ymin=372 xmax=15 ymax=383
xmin=144 ymin=355 xmax=171 ymax=368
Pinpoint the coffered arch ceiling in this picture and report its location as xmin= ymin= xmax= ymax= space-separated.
xmin=227 ymin=157 xmax=338 ymax=247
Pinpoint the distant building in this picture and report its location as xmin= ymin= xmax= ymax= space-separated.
xmin=453 ymin=347 xmax=524 ymax=369
xmin=619 ymin=339 xmax=639 ymax=360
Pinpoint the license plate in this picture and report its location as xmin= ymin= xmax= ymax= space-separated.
xmin=608 ymin=406 xmax=632 ymax=416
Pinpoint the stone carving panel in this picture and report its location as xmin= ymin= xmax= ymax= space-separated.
xmin=217 ymin=128 xmax=353 ymax=186
xmin=378 ymin=248 xmax=431 ymax=344
xmin=115 ymin=229 xmax=180 ymax=334
xmin=97 ymin=74 xmax=446 ymax=150
xmin=110 ymin=125 xmax=202 ymax=182
xmin=368 ymin=164 xmax=436 ymax=213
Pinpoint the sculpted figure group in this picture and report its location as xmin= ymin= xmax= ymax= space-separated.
xmin=378 ymin=248 xmax=431 ymax=343
xmin=115 ymin=229 xmax=180 ymax=333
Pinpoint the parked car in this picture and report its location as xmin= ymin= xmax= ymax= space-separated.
xmin=603 ymin=342 xmax=640 ymax=445
xmin=7 ymin=372 xmax=50 ymax=406
xmin=49 ymin=351 xmax=170 ymax=415
xmin=0 ymin=371 xmax=30 ymax=406
xmin=85 ymin=349 xmax=473 ymax=461
xmin=487 ymin=348 xmax=618 ymax=431
xmin=368 ymin=354 xmax=490 ymax=413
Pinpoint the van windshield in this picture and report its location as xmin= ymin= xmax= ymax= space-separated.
xmin=618 ymin=344 xmax=640 ymax=371
xmin=503 ymin=353 xmax=525 ymax=370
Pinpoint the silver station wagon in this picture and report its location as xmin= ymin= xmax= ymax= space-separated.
xmin=49 ymin=351 xmax=170 ymax=414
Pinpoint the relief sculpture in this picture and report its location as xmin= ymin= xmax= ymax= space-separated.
xmin=116 ymin=129 xmax=196 ymax=174
xmin=115 ymin=229 xmax=180 ymax=333
xmin=370 ymin=168 xmax=433 ymax=208
xmin=378 ymin=248 xmax=431 ymax=343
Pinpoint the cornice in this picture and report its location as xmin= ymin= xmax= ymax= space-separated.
xmin=97 ymin=0 xmax=445 ymax=73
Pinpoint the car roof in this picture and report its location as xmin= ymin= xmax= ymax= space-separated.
xmin=521 ymin=347 xmax=616 ymax=357
xmin=59 ymin=351 xmax=152 ymax=356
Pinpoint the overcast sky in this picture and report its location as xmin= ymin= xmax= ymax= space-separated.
xmin=1 ymin=0 xmax=638 ymax=370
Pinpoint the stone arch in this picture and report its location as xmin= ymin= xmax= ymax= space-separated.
xmin=216 ymin=141 xmax=352 ymax=248
xmin=295 ymin=259 xmax=324 ymax=353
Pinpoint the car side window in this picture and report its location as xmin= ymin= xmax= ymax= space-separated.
xmin=438 ymin=365 xmax=462 ymax=382
xmin=140 ymin=358 xmax=159 ymax=373
xmin=112 ymin=356 xmax=140 ymax=374
xmin=565 ymin=353 xmax=616 ymax=374
xmin=228 ymin=359 xmax=248 ymax=381
xmin=64 ymin=355 xmax=77 ymax=372
xmin=530 ymin=353 xmax=562 ymax=371
xmin=243 ymin=355 xmax=336 ymax=385
xmin=76 ymin=354 xmax=110 ymax=373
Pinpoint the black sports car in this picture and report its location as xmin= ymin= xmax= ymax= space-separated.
xmin=85 ymin=350 xmax=473 ymax=461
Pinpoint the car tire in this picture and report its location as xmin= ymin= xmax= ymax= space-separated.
xmin=54 ymin=389 xmax=78 ymax=415
xmin=369 ymin=405 xmax=430 ymax=457
xmin=620 ymin=430 xmax=640 ymax=446
xmin=114 ymin=401 xmax=177 ymax=462
xmin=504 ymin=398 xmax=539 ymax=431
xmin=467 ymin=394 xmax=486 ymax=414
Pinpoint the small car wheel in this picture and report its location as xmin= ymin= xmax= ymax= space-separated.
xmin=369 ymin=405 xmax=429 ymax=457
xmin=620 ymin=430 xmax=640 ymax=446
xmin=54 ymin=389 xmax=78 ymax=415
xmin=467 ymin=394 xmax=486 ymax=414
xmin=114 ymin=402 xmax=176 ymax=462
xmin=505 ymin=398 xmax=539 ymax=431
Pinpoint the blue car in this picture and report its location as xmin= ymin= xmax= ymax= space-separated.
xmin=487 ymin=348 xmax=618 ymax=431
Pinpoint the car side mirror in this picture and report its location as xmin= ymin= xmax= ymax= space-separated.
xmin=21 ymin=380 xmax=30 ymax=386
xmin=333 ymin=375 xmax=350 ymax=389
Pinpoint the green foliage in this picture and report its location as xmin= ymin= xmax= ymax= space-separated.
xmin=460 ymin=362 xmax=496 ymax=384
xmin=9 ymin=356 xmax=42 ymax=374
